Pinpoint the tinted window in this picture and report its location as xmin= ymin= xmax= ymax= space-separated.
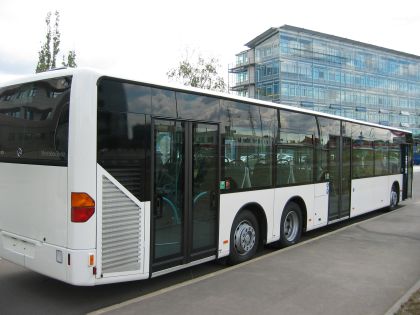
xmin=97 ymin=111 xmax=147 ymax=200
xmin=317 ymin=118 xmax=340 ymax=182
xmin=0 ymin=77 xmax=71 ymax=165
xmin=278 ymin=110 xmax=317 ymax=144
xmin=221 ymin=101 xmax=276 ymax=190
xmin=276 ymin=110 xmax=316 ymax=186
xmin=318 ymin=118 xmax=340 ymax=147
xmin=277 ymin=146 xmax=313 ymax=185
xmin=374 ymin=128 xmax=390 ymax=176
xmin=177 ymin=92 xmax=220 ymax=121
xmin=98 ymin=80 xmax=177 ymax=118
xmin=389 ymin=131 xmax=403 ymax=174
xmin=151 ymin=88 xmax=176 ymax=117
xmin=352 ymin=124 xmax=374 ymax=178
xmin=98 ymin=79 xmax=151 ymax=113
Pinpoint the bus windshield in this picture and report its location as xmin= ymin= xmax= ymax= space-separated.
xmin=0 ymin=76 xmax=71 ymax=165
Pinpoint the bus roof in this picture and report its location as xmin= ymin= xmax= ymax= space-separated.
xmin=0 ymin=67 xmax=412 ymax=135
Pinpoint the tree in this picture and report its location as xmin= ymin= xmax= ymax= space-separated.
xmin=35 ymin=11 xmax=77 ymax=73
xmin=35 ymin=12 xmax=53 ymax=73
xmin=62 ymin=50 xmax=77 ymax=68
xmin=167 ymin=51 xmax=226 ymax=92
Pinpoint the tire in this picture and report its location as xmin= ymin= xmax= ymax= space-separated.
xmin=228 ymin=210 xmax=259 ymax=265
xmin=389 ymin=184 xmax=399 ymax=211
xmin=277 ymin=202 xmax=302 ymax=247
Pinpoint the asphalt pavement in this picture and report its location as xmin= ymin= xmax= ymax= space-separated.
xmin=91 ymin=172 xmax=420 ymax=315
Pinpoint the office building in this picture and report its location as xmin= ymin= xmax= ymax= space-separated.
xmin=229 ymin=25 xmax=420 ymax=140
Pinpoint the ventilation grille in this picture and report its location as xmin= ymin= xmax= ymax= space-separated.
xmin=102 ymin=176 xmax=142 ymax=274
xmin=108 ymin=166 xmax=143 ymax=198
xmin=100 ymin=163 xmax=145 ymax=201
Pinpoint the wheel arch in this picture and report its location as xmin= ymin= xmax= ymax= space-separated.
xmin=236 ymin=202 xmax=268 ymax=247
xmin=392 ymin=180 xmax=400 ymax=205
xmin=392 ymin=180 xmax=400 ymax=198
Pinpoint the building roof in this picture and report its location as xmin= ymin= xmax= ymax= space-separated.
xmin=245 ymin=27 xmax=279 ymax=49
xmin=245 ymin=24 xmax=420 ymax=61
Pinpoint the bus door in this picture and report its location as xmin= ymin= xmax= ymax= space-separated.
xmin=327 ymin=134 xmax=351 ymax=221
xmin=401 ymin=144 xmax=413 ymax=199
xmin=151 ymin=119 xmax=219 ymax=273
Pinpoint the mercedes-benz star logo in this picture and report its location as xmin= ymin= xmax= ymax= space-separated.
xmin=16 ymin=147 xmax=23 ymax=158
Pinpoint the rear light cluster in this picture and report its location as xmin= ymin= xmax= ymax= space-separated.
xmin=71 ymin=192 xmax=95 ymax=222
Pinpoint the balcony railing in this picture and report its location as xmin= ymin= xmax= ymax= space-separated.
xmin=230 ymin=79 xmax=254 ymax=91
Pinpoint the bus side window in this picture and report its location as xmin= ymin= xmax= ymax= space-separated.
xmin=54 ymin=103 xmax=69 ymax=158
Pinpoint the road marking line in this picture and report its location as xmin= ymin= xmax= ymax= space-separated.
xmin=87 ymin=207 xmax=406 ymax=315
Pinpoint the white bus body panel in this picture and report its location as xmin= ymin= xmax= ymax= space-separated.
xmin=218 ymin=183 xmax=329 ymax=258
xmin=0 ymin=231 xmax=95 ymax=284
xmin=0 ymin=163 xmax=67 ymax=246
xmin=313 ymin=182 xmax=330 ymax=228
xmin=274 ymin=183 xmax=329 ymax=233
xmin=67 ymin=70 xmax=100 ymax=250
xmin=350 ymin=175 xmax=402 ymax=217
xmin=218 ymin=189 xmax=275 ymax=258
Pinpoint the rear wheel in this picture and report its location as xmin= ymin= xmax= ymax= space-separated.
xmin=389 ymin=184 xmax=399 ymax=211
xmin=278 ymin=202 xmax=302 ymax=247
xmin=228 ymin=210 xmax=259 ymax=265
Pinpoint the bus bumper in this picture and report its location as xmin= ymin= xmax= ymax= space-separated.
xmin=0 ymin=230 xmax=96 ymax=286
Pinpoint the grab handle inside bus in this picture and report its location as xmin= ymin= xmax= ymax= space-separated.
xmin=154 ymin=194 xmax=163 ymax=218
xmin=210 ymin=191 xmax=217 ymax=208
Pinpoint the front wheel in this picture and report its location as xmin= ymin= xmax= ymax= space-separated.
xmin=228 ymin=210 xmax=259 ymax=265
xmin=277 ymin=202 xmax=302 ymax=247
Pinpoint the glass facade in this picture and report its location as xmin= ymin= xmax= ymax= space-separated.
xmin=230 ymin=25 xmax=420 ymax=142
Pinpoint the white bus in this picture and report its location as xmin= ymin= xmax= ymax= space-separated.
xmin=0 ymin=68 xmax=413 ymax=285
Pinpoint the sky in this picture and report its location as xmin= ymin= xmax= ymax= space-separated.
xmin=1 ymin=0 xmax=419 ymax=84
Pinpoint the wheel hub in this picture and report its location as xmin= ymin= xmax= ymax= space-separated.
xmin=284 ymin=211 xmax=299 ymax=242
xmin=391 ymin=190 xmax=398 ymax=207
xmin=234 ymin=221 xmax=256 ymax=255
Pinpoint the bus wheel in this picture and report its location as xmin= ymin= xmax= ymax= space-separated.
xmin=389 ymin=184 xmax=399 ymax=211
xmin=278 ymin=202 xmax=302 ymax=247
xmin=228 ymin=210 xmax=259 ymax=265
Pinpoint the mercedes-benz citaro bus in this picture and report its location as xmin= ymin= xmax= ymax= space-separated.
xmin=0 ymin=68 xmax=413 ymax=285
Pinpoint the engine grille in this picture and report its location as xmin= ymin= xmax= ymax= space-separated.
xmin=101 ymin=176 xmax=142 ymax=274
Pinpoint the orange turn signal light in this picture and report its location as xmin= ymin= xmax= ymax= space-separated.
xmin=89 ymin=254 xmax=95 ymax=267
xmin=71 ymin=192 xmax=95 ymax=223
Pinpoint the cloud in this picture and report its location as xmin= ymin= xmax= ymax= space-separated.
xmin=0 ymin=73 xmax=23 ymax=84
xmin=0 ymin=0 xmax=419 ymax=85
xmin=0 ymin=49 xmax=35 ymax=75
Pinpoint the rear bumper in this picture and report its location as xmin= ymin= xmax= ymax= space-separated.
xmin=0 ymin=230 xmax=96 ymax=286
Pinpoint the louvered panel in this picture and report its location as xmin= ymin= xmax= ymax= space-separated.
xmin=103 ymin=239 xmax=140 ymax=252
xmin=102 ymin=165 xmax=144 ymax=201
xmin=103 ymin=214 xmax=140 ymax=225
xmin=101 ymin=176 xmax=142 ymax=274
xmin=102 ymin=230 xmax=139 ymax=241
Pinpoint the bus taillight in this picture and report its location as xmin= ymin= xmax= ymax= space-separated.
xmin=71 ymin=192 xmax=95 ymax=222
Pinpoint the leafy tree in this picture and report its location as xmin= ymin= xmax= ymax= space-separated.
xmin=62 ymin=50 xmax=77 ymax=68
xmin=51 ymin=11 xmax=61 ymax=69
xmin=167 ymin=52 xmax=226 ymax=92
xmin=35 ymin=11 xmax=77 ymax=73
xmin=35 ymin=12 xmax=53 ymax=73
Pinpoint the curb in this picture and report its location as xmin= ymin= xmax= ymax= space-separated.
xmin=384 ymin=278 xmax=420 ymax=315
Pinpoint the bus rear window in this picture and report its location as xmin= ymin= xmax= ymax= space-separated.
xmin=0 ymin=76 xmax=71 ymax=165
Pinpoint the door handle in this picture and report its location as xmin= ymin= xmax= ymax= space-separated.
xmin=154 ymin=194 xmax=163 ymax=218
xmin=210 ymin=191 xmax=217 ymax=208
